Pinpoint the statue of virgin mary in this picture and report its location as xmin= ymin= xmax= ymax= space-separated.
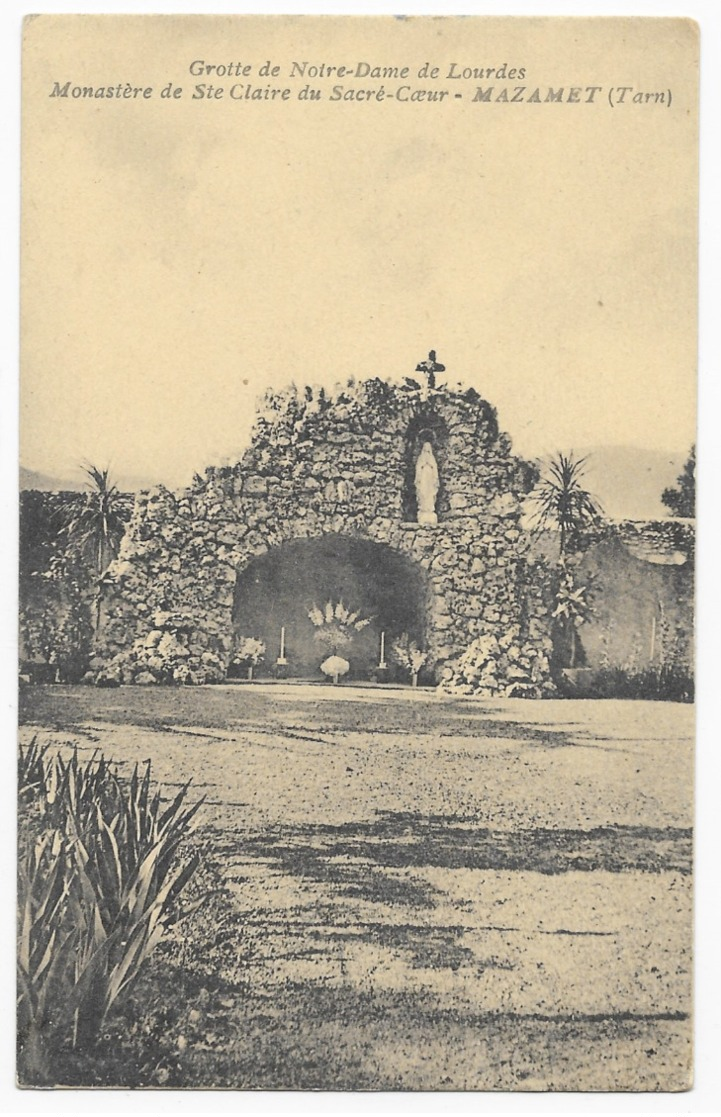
xmin=415 ymin=441 xmax=439 ymax=525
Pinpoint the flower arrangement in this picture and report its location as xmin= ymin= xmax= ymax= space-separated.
xmin=231 ymin=636 xmax=266 ymax=680
xmin=307 ymin=600 xmax=371 ymax=654
xmin=307 ymin=600 xmax=371 ymax=683
xmin=319 ymin=654 xmax=350 ymax=684
xmin=391 ymin=633 xmax=429 ymax=687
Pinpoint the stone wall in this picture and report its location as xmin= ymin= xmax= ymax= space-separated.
xmin=576 ymin=533 xmax=693 ymax=672
xmin=615 ymin=518 xmax=694 ymax=567
xmin=19 ymin=489 xmax=133 ymax=674
xmin=20 ymin=389 xmax=695 ymax=693
xmin=524 ymin=518 xmax=694 ymax=677
xmin=95 ymin=377 xmax=554 ymax=688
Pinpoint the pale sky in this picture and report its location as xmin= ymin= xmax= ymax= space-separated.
xmin=21 ymin=15 xmax=698 ymax=487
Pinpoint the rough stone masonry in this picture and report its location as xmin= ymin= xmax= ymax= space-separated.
xmin=95 ymin=373 xmax=558 ymax=690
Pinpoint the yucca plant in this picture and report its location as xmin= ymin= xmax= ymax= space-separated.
xmin=528 ymin=451 xmax=602 ymax=554
xmin=67 ymin=762 xmax=203 ymax=947
xmin=62 ymin=465 xmax=128 ymax=577
xmin=17 ymin=747 xmax=204 ymax=1082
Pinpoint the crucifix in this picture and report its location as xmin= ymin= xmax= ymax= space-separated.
xmin=415 ymin=349 xmax=446 ymax=390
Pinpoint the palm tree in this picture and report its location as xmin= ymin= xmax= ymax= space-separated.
xmin=528 ymin=452 xmax=602 ymax=554
xmin=64 ymin=466 xmax=128 ymax=576
xmin=63 ymin=466 xmax=130 ymax=634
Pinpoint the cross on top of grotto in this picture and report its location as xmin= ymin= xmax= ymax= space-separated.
xmin=415 ymin=349 xmax=446 ymax=387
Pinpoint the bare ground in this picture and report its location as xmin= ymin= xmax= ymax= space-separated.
xmin=19 ymin=684 xmax=694 ymax=1091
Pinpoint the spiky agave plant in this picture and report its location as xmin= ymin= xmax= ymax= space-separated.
xmin=17 ymin=749 xmax=204 ymax=1080
xmin=18 ymin=737 xmax=51 ymax=809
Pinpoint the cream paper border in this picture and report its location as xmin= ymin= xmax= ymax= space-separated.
xmin=5 ymin=1 xmax=721 ymax=1112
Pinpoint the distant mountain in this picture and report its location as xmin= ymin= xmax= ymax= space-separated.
xmin=19 ymin=467 xmax=84 ymax=492
xmin=19 ymin=466 xmax=166 ymax=494
xmin=572 ymin=446 xmax=687 ymax=522
xmin=20 ymin=445 xmax=691 ymax=522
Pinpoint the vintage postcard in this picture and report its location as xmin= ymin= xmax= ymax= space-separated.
xmin=18 ymin=15 xmax=697 ymax=1090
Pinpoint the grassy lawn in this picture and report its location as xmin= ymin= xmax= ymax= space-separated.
xmin=19 ymin=684 xmax=693 ymax=1090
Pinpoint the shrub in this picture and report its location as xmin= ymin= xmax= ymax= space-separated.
xmin=17 ymin=743 xmax=204 ymax=1083
xmin=550 ymin=558 xmax=595 ymax=670
xmin=98 ymin=609 xmax=226 ymax=686
xmin=19 ymin=595 xmax=94 ymax=684
xmin=442 ymin=626 xmax=555 ymax=698
xmin=582 ymin=664 xmax=694 ymax=703
xmin=52 ymin=601 xmax=95 ymax=682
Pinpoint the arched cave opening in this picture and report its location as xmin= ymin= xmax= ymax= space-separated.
xmin=231 ymin=534 xmax=430 ymax=681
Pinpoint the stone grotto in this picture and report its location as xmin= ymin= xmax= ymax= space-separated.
xmin=93 ymin=359 xmax=561 ymax=693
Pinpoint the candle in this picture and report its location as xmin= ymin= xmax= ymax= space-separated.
xmin=280 ymin=626 xmax=286 ymax=660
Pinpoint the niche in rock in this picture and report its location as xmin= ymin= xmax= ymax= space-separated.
xmin=402 ymin=412 xmax=449 ymax=523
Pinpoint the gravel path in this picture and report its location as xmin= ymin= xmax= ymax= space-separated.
xmin=20 ymin=685 xmax=694 ymax=1090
